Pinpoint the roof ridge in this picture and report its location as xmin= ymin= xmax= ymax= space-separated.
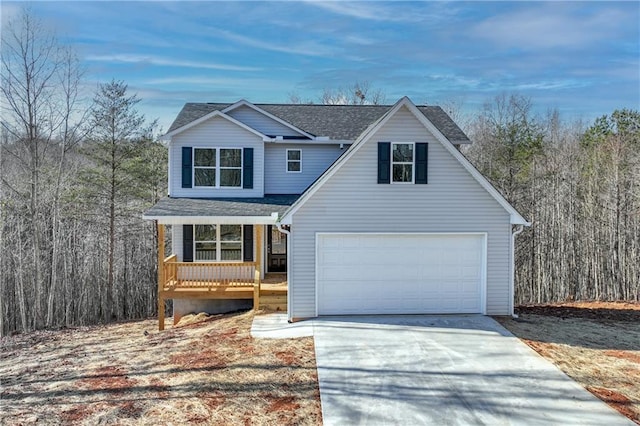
xmin=191 ymin=102 xmax=438 ymax=108
xmin=166 ymin=99 xmax=469 ymax=143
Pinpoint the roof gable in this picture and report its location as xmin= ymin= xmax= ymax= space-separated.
xmin=280 ymin=97 xmax=529 ymax=226
xmin=161 ymin=109 xmax=267 ymax=141
xmin=222 ymin=100 xmax=313 ymax=139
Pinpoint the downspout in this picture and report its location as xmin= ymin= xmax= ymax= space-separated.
xmin=510 ymin=225 xmax=525 ymax=318
xmin=276 ymin=222 xmax=292 ymax=322
xmin=166 ymin=142 xmax=172 ymax=196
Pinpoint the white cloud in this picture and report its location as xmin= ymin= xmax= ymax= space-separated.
xmin=144 ymin=76 xmax=277 ymax=87
xmin=302 ymin=1 xmax=452 ymax=23
xmin=213 ymin=29 xmax=336 ymax=57
xmin=304 ymin=1 xmax=395 ymax=21
xmin=85 ymin=54 xmax=261 ymax=72
xmin=425 ymin=74 xmax=482 ymax=89
xmin=472 ymin=4 xmax=633 ymax=50
xmin=510 ymin=80 xmax=588 ymax=91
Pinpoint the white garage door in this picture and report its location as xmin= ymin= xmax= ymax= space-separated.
xmin=317 ymin=233 xmax=485 ymax=315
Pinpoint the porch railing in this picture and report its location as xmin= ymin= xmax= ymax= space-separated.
xmin=162 ymin=254 xmax=260 ymax=290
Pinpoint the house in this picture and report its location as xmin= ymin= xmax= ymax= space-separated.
xmin=143 ymin=97 xmax=529 ymax=330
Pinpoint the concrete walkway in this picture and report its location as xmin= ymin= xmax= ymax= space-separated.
xmin=250 ymin=313 xmax=313 ymax=339
xmin=312 ymin=315 xmax=632 ymax=426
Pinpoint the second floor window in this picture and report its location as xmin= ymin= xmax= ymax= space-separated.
xmin=392 ymin=143 xmax=414 ymax=183
xmin=194 ymin=148 xmax=216 ymax=187
xmin=287 ymin=149 xmax=302 ymax=173
xmin=194 ymin=148 xmax=242 ymax=188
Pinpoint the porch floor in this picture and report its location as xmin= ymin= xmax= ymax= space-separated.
xmin=261 ymin=273 xmax=288 ymax=291
xmin=162 ymin=273 xmax=287 ymax=306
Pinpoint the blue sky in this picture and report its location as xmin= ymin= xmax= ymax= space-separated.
xmin=3 ymin=1 xmax=639 ymax=131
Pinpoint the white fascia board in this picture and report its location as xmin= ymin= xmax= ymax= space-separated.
xmin=401 ymin=100 xmax=530 ymax=226
xmin=279 ymin=96 xmax=530 ymax=226
xmin=511 ymin=214 xmax=531 ymax=226
xmin=279 ymin=98 xmax=406 ymax=224
xmin=222 ymin=100 xmax=315 ymax=139
xmin=142 ymin=213 xmax=279 ymax=225
xmin=161 ymin=110 xmax=267 ymax=142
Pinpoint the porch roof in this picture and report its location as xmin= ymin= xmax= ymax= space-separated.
xmin=143 ymin=195 xmax=300 ymax=224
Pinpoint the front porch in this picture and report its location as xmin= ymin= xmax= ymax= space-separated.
xmin=156 ymin=223 xmax=287 ymax=330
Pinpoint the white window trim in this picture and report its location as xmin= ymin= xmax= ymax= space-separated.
xmin=391 ymin=142 xmax=415 ymax=184
xmin=194 ymin=224 xmax=244 ymax=263
xmin=286 ymin=148 xmax=302 ymax=173
xmin=193 ymin=147 xmax=243 ymax=189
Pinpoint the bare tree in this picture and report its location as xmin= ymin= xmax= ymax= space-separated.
xmin=1 ymin=7 xmax=86 ymax=330
xmin=287 ymin=91 xmax=310 ymax=104
xmin=466 ymin=94 xmax=640 ymax=305
xmin=319 ymin=81 xmax=386 ymax=105
xmin=45 ymin=47 xmax=88 ymax=326
xmin=0 ymin=9 xmax=166 ymax=336
xmin=435 ymin=97 xmax=471 ymax=132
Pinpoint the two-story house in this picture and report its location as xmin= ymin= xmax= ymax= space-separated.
xmin=144 ymin=97 xmax=529 ymax=330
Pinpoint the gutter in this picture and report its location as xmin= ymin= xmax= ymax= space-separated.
xmin=510 ymin=224 xmax=525 ymax=318
xmin=276 ymin=222 xmax=292 ymax=323
xmin=263 ymin=137 xmax=353 ymax=145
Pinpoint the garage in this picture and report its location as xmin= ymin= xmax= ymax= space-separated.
xmin=316 ymin=233 xmax=486 ymax=315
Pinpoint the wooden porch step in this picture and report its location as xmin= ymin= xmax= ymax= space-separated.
xmin=260 ymin=289 xmax=287 ymax=297
xmin=259 ymin=294 xmax=287 ymax=312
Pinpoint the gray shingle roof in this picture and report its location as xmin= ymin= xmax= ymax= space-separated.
xmin=143 ymin=195 xmax=299 ymax=218
xmin=167 ymin=102 xmax=470 ymax=143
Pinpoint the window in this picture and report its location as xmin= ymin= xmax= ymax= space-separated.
xmin=392 ymin=143 xmax=414 ymax=183
xmin=220 ymin=149 xmax=242 ymax=187
xmin=286 ymin=149 xmax=302 ymax=173
xmin=219 ymin=225 xmax=242 ymax=260
xmin=193 ymin=148 xmax=242 ymax=188
xmin=194 ymin=148 xmax=216 ymax=187
xmin=194 ymin=224 xmax=217 ymax=261
xmin=194 ymin=224 xmax=242 ymax=261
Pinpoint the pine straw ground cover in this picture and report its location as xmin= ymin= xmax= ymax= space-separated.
xmin=0 ymin=311 xmax=322 ymax=425
xmin=495 ymin=302 xmax=640 ymax=424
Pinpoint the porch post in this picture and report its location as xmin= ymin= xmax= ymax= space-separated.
xmin=253 ymin=225 xmax=262 ymax=310
xmin=157 ymin=222 xmax=165 ymax=331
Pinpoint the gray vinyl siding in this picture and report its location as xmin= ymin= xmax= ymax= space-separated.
xmin=289 ymin=106 xmax=512 ymax=318
xmin=227 ymin=105 xmax=304 ymax=137
xmin=264 ymin=144 xmax=346 ymax=194
xmin=169 ymin=115 xmax=264 ymax=197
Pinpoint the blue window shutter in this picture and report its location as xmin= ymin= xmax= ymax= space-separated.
xmin=378 ymin=142 xmax=391 ymax=184
xmin=183 ymin=225 xmax=193 ymax=262
xmin=243 ymin=225 xmax=254 ymax=262
xmin=415 ymin=143 xmax=428 ymax=184
xmin=182 ymin=147 xmax=192 ymax=188
xmin=243 ymin=148 xmax=254 ymax=189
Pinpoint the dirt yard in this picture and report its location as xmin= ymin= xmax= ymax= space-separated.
xmin=496 ymin=302 xmax=640 ymax=424
xmin=3 ymin=303 xmax=639 ymax=425
xmin=0 ymin=311 xmax=322 ymax=425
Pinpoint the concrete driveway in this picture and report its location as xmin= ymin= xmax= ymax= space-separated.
xmin=312 ymin=315 xmax=632 ymax=426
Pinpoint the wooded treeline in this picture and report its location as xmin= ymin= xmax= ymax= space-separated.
xmin=0 ymin=10 xmax=166 ymax=335
xmin=465 ymin=94 xmax=640 ymax=304
xmin=1 ymin=10 xmax=638 ymax=336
